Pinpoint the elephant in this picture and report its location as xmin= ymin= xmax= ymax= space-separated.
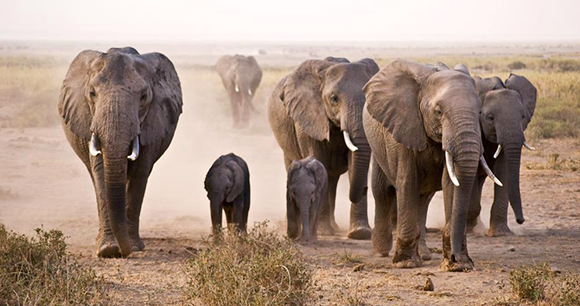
xmin=58 ymin=47 xmax=183 ymax=258
xmin=204 ymin=153 xmax=251 ymax=235
xmin=267 ymin=56 xmax=379 ymax=240
xmin=286 ymin=156 xmax=328 ymax=245
xmin=362 ymin=59 xmax=503 ymax=271
xmin=464 ymin=69 xmax=536 ymax=236
xmin=216 ymin=55 xmax=262 ymax=128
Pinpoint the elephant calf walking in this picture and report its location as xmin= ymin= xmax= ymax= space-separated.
xmin=204 ymin=153 xmax=251 ymax=235
xmin=286 ymin=157 xmax=328 ymax=245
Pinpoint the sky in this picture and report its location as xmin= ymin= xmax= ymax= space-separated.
xmin=1 ymin=0 xmax=579 ymax=42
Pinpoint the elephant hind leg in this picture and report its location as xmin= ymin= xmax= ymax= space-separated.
xmin=318 ymin=175 xmax=340 ymax=236
xmin=371 ymin=159 xmax=395 ymax=257
xmin=418 ymin=193 xmax=435 ymax=261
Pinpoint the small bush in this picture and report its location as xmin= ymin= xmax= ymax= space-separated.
xmin=553 ymin=274 xmax=580 ymax=306
xmin=185 ymin=222 xmax=313 ymax=306
xmin=0 ymin=224 xmax=106 ymax=306
xmin=333 ymin=250 xmax=363 ymax=266
xmin=509 ymin=262 xmax=552 ymax=303
xmin=508 ymin=60 xmax=527 ymax=70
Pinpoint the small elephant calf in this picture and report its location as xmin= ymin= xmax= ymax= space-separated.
xmin=286 ymin=157 xmax=328 ymax=244
xmin=204 ymin=153 xmax=250 ymax=235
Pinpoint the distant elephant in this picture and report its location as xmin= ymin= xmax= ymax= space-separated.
xmin=287 ymin=156 xmax=328 ymax=245
xmin=216 ymin=55 xmax=262 ymax=128
xmin=465 ymin=70 xmax=536 ymax=236
xmin=363 ymin=59 xmax=503 ymax=271
xmin=58 ymin=47 xmax=183 ymax=257
xmin=268 ymin=57 xmax=379 ymax=240
xmin=204 ymin=153 xmax=251 ymax=235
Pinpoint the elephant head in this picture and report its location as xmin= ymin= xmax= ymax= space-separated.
xmin=216 ymin=55 xmax=262 ymax=111
xmin=475 ymin=74 xmax=537 ymax=224
xmin=364 ymin=59 xmax=492 ymax=263
xmin=58 ymin=47 xmax=183 ymax=256
xmin=279 ymin=57 xmax=379 ymax=203
xmin=204 ymin=155 xmax=245 ymax=205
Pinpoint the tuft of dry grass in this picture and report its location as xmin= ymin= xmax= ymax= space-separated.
xmin=525 ymin=154 xmax=579 ymax=171
xmin=184 ymin=221 xmax=313 ymax=306
xmin=508 ymin=263 xmax=580 ymax=306
xmin=0 ymin=224 xmax=107 ymax=306
xmin=332 ymin=250 xmax=364 ymax=266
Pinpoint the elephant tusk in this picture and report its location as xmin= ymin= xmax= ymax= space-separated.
xmin=480 ymin=155 xmax=503 ymax=186
xmin=235 ymin=83 xmax=239 ymax=92
xmin=343 ymin=131 xmax=358 ymax=152
xmin=523 ymin=141 xmax=535 ymax=151
xmin=127 ymin=135 xmax=140 ymax=161
xmin=248 ymin=88 xmax=252 ymax=96
xmin=493 ymin=145 xmax=502 ymax=159
xmin=445 ymin=151 xmax=459 ymax=187
xmin=89 ymin=133 xmax=101 ymax=157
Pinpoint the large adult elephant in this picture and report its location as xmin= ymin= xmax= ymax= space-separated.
xmin=268 ymin=57 xmax=379 ymax=239
xmin=216 ymin=55 xmax=262 ymax=128
xmin=466 ymin=71 xmax=536 ymax=236
xmin=58 ymin=47 xmax=183 ymax=258
xmin=363 ymin=59 xmax=501 ymax=271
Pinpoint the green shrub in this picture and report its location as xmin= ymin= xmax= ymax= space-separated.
xmin=0 ymin=224 xmax=106 ymax=306
xmin=185 ymin=222 xmax=313 ymax=306
xmin=509 ymin=262 xmax=552 ymax=303
xmin=508 ymin=60 xmax=527 ymax=70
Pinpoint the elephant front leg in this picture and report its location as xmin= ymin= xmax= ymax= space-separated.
xmin=91 ymin=157 xmax=121 ymax=258
xmin=371 ymin=160 xmax=395 ymax=257
xmin=418 ymin=193 xmax=435 ymax=261
xmin=347 ymin=192 xmax=372 ymax=240
xmin=488 ymin=182 xmax=512 ymax=236
xmin=287 ymin=196 xmax=300 ymax=240
xmin=466 ymin=176 xmax=486 ymax=233
xmin=126 ymin=164 xmax=151 ymax=252
xmin=230 ymin=94 xmax=241 ymax=128
xmin=318 ymin=175 xmax=340 ymax=236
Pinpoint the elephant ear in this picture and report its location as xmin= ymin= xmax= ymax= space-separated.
xmin=324 ymin=56 xmax=350 ymax=63
xmin=305 ymin=157 xmax=328 ymax=206
xmin=247 ymin=56 xmax=263 ymax=90
xmin=475 ymin=76 xmax=505 ymax=101
xmin=138 ymin=52 xmax=183 ymax=146
xmin=226 ymin=160 xmax=245 ymax=202
xmin=453 ymin=63 xmax=470 ymax=76
xmin=363 ymin=59 xmax=437 ymax=151
xmin=356 ymin=58 xmax=380 ymax=76
xmin=505 ymin=74 xmax=537 ymax=129
xmin=280 ymin=60 xmax=336 ymax=141
xmin=58 ymin=50 xmax=102 ymax=140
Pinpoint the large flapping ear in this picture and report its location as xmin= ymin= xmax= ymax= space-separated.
xmin=58 ymin=50 xmax=102 ymax=140
xmin=280 ymin=60 xmax=336 ymax=141
xmin=363 ymin=59 xmax=437 ymax=151
xmin=107 ymin=47 xmax=139 ymax=55
xmin=356 ymin=58 xmax=380 ymax=76
xmin=453 ymin=63 xmax=470 ymax=76
xmin=324 ymin=56 xmax=350 ymax=63
xmin=215 ymin=55 xmax=233 ymax=85
xmin=436 ymin=62 xmax=450 ymax=70
xmin=226 ymin=160 xmax=245 ymax=202
xmin=247 ymin=56 xmax=263 ymax=91
xmin=505 ymin=74 xmax=537 ymax=129
xmin=138 ymin=53 xmax=183 ymax=146
xmin=305 ymin=157 xmax=328 ymax=205
xmin=204 ymin=156 xmax=225 ymax=191
xmin=475 ymin=76 xmax=505 ymax=101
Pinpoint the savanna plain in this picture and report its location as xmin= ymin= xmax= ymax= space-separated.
xmin=0 ymin=41 xmax=579 ymax=305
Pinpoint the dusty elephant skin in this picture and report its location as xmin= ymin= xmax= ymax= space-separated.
xmin=363 ymin=59 xmax=495 ymax=271
xmin=267 ymin=57 xmax=379 ymax=240
xmin=286 ymin=157 xmax=328 ymax=245
xmin=204 ymin=153 xmax=250 ymax=235
xmin=58 ymin=47 xmax=183 ymax=258
xmin=215 ymin=55 xmax=262 ymax=128
xmin=466 ymin=71 xmax=536 ymax=237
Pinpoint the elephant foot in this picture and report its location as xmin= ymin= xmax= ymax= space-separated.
xmin=318 ymin=219 xmax=340 ymax=236
xmin=440 ymin=254 xmax=474 ymax=272
xmin=487 ymin=223 xmax=514 ymax=237
xmin=130 ymin=236 xmax=145 ymax=252
xmin=372 ymin=230 xmax=392 ymax=257
xmin=347 ymin=224 xmax=372 ymax=240
xmin=95 ymin=234 xmax=122 ymax=258
xmin=419 ymin=242 xmax=432 ymax=261
xmin=466 ymin=217 xmax=479 ymax=233
xmin=392 ymin=238 xmax=421 ymax=268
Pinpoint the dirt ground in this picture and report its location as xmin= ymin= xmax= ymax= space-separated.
xmin=0 ymin=43 xmax=579 ymax=305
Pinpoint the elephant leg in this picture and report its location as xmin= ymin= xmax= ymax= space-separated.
xmin=125 ymin=162 xmax=152 ymax=252
xmin=371 ymin=158 xmax=395 ymax=257
xmin=230 ymin=94 xmax=241 ymax=128
xmin=233 ymin=197 xmax=247 ymax=233
xmin=287 ymin=198 xmax=300 ymax=240
xmin=318 ymin=175 xmax=340 ymax=236
xmin=466 ymin=175 xmax=486 ymax=233
xmin=418 ymin=192 xmax=435 ymax=261
xmin=224 ymin=205 xmax=234 ymax=230
xmin=91 ymin=156 xmax=120 ymax=257
xmin=240 ymin=101 xmax=251 ymax=128
xmin=390 ymin=201 xmax=398 ymax=231
xmin=488 ymin=181 xmax=512 ymax=237
xmin=210 ymin=201 xmax=223 ymax=236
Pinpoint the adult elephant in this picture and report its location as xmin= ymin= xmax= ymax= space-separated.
xmin=216 ymin=55 xmax=262 ymax=128
xmin=58 ymin=47 xmax=183 ymax=258
xmin=363 ymin=59 xmax=502 ymax=271
xmin=268 ymin=57 xmax=379 ymax=239
xmin=466 ymin=71 xmax=536 ymax=236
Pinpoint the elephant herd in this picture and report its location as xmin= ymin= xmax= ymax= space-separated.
xmin=58 ymin=47 xmax=536 ymax=272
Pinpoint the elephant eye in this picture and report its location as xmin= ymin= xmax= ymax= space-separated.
xmin=140 ymin=92 xmax=147 ymax=102
xmin=434 ymin=106 xmax=443 ymax=117
xmin=330 ymin=94 xmax=339 ymax=104
xmin=89 ymin=88 xmax=96 ymax=98
xmin=487 ymin=115 xmax=494 ymax=121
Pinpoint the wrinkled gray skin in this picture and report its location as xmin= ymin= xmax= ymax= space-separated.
xmin=58 ymin=47 xmax=183 ymax=258
xmin=287 ymin=157 xmax=328 ymax=245
xmin=268 ymin=57 xmax=379 ymax=240
xmin=466 ymin=70 xmax=536 ymax=236
xmin=204 ymin=153 xmax=251 ymax=235
xmin=216 ymin=55 xmax=262 ymax=128
xmin=363 ymin=59 xmax=485 ymax=271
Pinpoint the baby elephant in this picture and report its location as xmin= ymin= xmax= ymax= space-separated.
xmin=204 ymin=153 xmax=250 ymax=235
xmin=286 ymin=157 xmax=328 ymax=244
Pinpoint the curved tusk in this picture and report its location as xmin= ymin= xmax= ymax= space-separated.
xmin=89 ymin=133 xmax=101 ymax=157
xmin=248 ymin=88 xmax=252 ymax=96
xmin=235 ymin=83 xmax=239 ymax=92
xmin=523 ymin=141 xmax=535 ymax=151
xmin=493 ymin=145 xmax=502 ymax=159
xmin=480 ymin=155 xmax=503 ymax=186
xmin=127 ymin=135 xmax=140 ymax=161
xmin=343 ymin=131 xmax=358 ymax=152
xmin=445 ymin=151 xmax=459 ymax=187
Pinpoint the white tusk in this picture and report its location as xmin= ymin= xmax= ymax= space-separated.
xmin=445 ymin=151 xmax=459 ymax=187
xmin=343 ymin=131 xmax=358 ymax=152
xmin=248 ymin=88 xmax=252 ymax=96
xmin=235 ymin=83 xmax=239 ymax=92
xmin=523 ymin=141 xmax=535 ymax=151
xmin=89 ymin=133 xmax=101 ymax=157
xmin=493 ymin=145 xmax=502 ymax=159
xmin=480 ymin=156 xmax=503 ymax=186
xmin=127 ymin=135 xmax=140 ymax=161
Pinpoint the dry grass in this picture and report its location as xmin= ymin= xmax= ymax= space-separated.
xmin=525 ymin=153 xmax=580 ymax=171
xmin=0 ymin=224 xmax=107 ymax=306
xmin=184 ymin=222 xmax=313 ymax=306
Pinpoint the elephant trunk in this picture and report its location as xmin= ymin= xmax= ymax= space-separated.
xmin=346 ymin=98 xmax=371 ymax=204
xmin=300 ymin=210 xmax=311 ymax=244
xmin=503 ymin=143 xmax=525 ymax=224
